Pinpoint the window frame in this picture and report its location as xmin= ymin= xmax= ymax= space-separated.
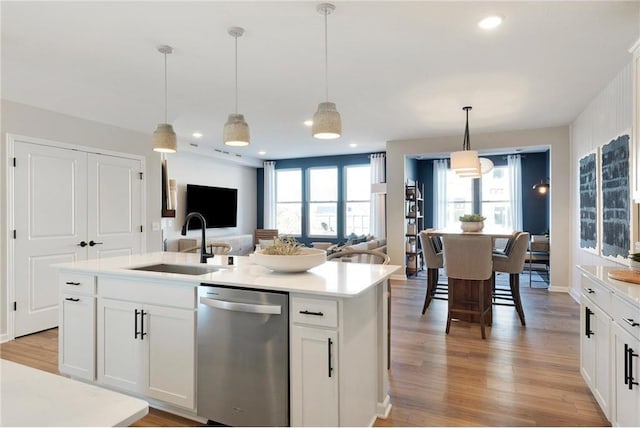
xmin=306 ymin=166 xmax=339 ymax=239
xmin=343 ymin=164 xmax=371 ymax=238
xmin=275 ymin=167 xmax=303 ymax=237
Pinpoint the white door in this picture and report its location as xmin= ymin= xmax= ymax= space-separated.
xmin=290 ymin=325 xmax=339 ymax=427
xmin=144 ymin=304 xmax=195 ymax=409
xmin=97 ymin=298 xmax=143 ymax=393
xmin=87 ymin=153 xmax=142 ymax=260
xmin=12 ymin=142 xmax=144 ymax=337
xmin=13 ymin=142 xmax=88 ymax=337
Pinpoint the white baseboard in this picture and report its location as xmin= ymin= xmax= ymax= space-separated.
xmin=548 ymin=285 xmax=570 ymax=293
xmin=569 ymin=287 xmax=581 ymax=304
xmin=376 ymin=394 xmax=392 ymax=419
xmin=390 ymin=273 xmax=407 ymax=281
xmin=0 ymin=334 xmax=10 ymax=344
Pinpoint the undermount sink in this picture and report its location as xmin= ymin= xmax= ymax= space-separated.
xmin=129 ymin=263 xmax=220 ymax=275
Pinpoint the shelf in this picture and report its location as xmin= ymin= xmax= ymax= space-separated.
xmin=405 ymin=215 xmax=423 ymax=219
xmin=405 ymin=250 xmax=422 ymax=256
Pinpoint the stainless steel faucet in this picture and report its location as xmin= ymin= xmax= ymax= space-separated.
xmin=181 ymin=212 xmax=213 ymax=263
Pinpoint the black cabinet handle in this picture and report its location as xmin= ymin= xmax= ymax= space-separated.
xmin=328 ymin=338 xmax=333 ymax=378
xmin=300 ymin=310 xmax=324 ymax=317
xmin=585 ymin=306 xmax=594 ymax=338
xmin=134 ymin=309 xmax=140 ymax=339
xmin=628 ymin=344 xmax=639 ymax=391
xmin=140 ymin=310 xmax=147 ymax=340
xmin=89 ymin=240 xmax=103 ymax=247
xmin=65 ymin=297 xmax=80 ymax=302
xmin=78 ymin=241 xmax=87 ymax=247
xmin=65 ymin=281 xmax=80 ymax=286
xmin=624 ymin=318 xmax=640 ymax=328
xmin=586 ymin=288 xmax=595 ymax=294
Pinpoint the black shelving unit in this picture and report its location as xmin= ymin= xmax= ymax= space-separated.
xmin=405 ymin=180 xmax=424 ymax=277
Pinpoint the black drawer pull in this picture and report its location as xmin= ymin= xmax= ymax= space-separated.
xmin=585 ymin=306 xmax=594 ymax=338
xmin=626 ymin=344 xmax=639 ymax=390
xmin=328 ymin=338 xmax=333 ymax=378
xmin=300 ymin=310 xmax=324 ymax=317
xmin=624 ymin=318 xmax=640 ymax=327
xmin=65 ymin=297 xmax=80 ymax=302
xmin=134 ymin=309 xmax=140 ymax=339
xmin=140 ymin=310 xmax=147 ymax=340
xmin=65 ymin=281 xmax=81 ymax=286
xmin=586 ymin=288 xmax=595 ymax=294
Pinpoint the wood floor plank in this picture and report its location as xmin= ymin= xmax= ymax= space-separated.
xmin=0 ymin=275 xmax=609 ymax=426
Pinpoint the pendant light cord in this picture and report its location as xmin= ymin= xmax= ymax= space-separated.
xmin=234 ymin=34 xmax=239 ymax=114
xmin=163 ymin=51 xmax=168 ymax=123
xmin=324 ymin=9 xmax=329 ymax=102
xmin=462 ymin=107 xmax=471 ymax=151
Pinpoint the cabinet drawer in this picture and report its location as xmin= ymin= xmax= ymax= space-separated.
xmin=581 ymin=274 xmax=612 ymax=314
xmin=60 ymin=272 xmax=95 ymax=295
xmin=98 ymin=276 xmax=196 ymax=309
xmin=291 ymin=296 xmax=338 ymax=328
xmin=613 ymin=294 xmax=640 ymax=340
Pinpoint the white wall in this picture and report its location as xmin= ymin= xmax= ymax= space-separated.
xmin=161 ymin=151 xmax=256 ymax=249
xmin=386 ymin=126 xmax=571 ymax=291
xmin=570 ymin=63 xmax=634 ymax=300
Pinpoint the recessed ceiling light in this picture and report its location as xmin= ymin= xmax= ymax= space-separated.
xmin=192 ymin=132 xmax=203 ymax=138
xmin=349 ymin=143 xmax=357 ymax=148
xmin=258 ymin=151 xmax=267 ymax=155
xmin=478 ymin=15 xmax=503 ymax=30
xmin=303 ymin=120 xmax=313 ymax=127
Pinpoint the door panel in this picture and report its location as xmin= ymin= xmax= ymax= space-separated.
xmin=87 ymin=153 xmax=142 ymax=260
xmin=14 ymin=142 xmax=87 ymax=337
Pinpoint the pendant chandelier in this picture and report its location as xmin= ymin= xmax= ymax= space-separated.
xmin=450 ymin=106 xmax=479 ymax=174
xmin=312 ymin=3 xmax=342 ymax=140
xmin=152 ymin=45 xmax=177 ymax=153
xmin=223 ymin=27 xmax=250 ymax=147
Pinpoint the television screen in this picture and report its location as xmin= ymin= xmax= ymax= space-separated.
xmin=185 ymin=184 xmax=237 ymax=229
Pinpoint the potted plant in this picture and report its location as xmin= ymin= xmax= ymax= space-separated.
xmin=459 ymin=214 xmax=486 ymax=232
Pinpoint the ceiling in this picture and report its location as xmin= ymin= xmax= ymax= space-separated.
xmin=2 ymin=1 xmax=638 ymax=161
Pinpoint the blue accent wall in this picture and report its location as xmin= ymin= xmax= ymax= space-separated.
xmin=256 ymin=167 xmax=264 ymax=228
xmin=414 ymin=151 xmax=550 ymax=234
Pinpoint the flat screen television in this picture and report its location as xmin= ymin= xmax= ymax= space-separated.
xmin=185 ymin=184 xmax=237 ymax=229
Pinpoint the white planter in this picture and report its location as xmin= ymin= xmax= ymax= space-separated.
xmin=250 ymin=248 xmax=327 ymax=273
xmin=460 ymin=221 xmax=484 ymax=232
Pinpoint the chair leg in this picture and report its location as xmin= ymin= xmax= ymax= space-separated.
xmin=479 ymin=280 xmax=486 ymax=340
xmin=445 ymin=279 xmax=453 ymax=334
xmin=511 ymin=273 xmax=526 ymax=326
xmin=529 ymin=257 xmax=533 ymax=288
xmin=422 ymin=268 xmax=434 ymax=314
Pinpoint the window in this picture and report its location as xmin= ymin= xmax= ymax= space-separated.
xmin=481 ymin=166 xmax=510 ymax=229
xmin=276 ymin=169 xmax=302 ymax=235
xmin=308 ymin=167 xmax=337 ymax=237
xmin=444 ymin=169 xmax=474 ymax=227
xmin=344 ymin=165 xmax=371 ymax=236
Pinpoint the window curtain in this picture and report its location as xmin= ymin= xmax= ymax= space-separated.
xmin=370 ymin=153 xmax=386 ymax=238
xmin=507 ymin=154 xmax=523 ymax=230
xmin=433 ymin=159 xmax=448 ymax=228
xmin=263 ymin=161 xmax=277 ymax=229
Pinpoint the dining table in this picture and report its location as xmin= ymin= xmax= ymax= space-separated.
xmin=425 ymin=227 xmax=516 ymax=324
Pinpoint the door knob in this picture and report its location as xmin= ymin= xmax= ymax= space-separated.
xmin=89 ymin=241 xmax=103 ymax=246
xmin=78 ymin=241 xmax=88 ymax=247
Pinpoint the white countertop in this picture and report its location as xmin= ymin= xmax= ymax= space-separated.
xmin=55 ymin=252 xmax=400 ymax=297
xmin=577 ymin=265 xmax=640 ymax=307
xmin=0 ymin=359 xmax=148 ymax=427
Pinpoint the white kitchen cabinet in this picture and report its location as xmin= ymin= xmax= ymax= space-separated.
xmin=580 ymin=295 xmax=611 ymax=418
xmin=59 ymin=272 xmax=96 ymax=381
xmin=611 ymin=294 xmax=640 ymax=427
xmin=96 ymin=277 xmax=196 ymax=410
xmin=291 ymin=325 xmax=339 ymax=426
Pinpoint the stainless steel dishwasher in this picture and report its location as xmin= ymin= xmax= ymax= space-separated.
xmin=197 ymin=284 xmax=289 ymax=427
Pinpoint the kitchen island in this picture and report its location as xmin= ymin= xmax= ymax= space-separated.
xmin=55 ymin=252 xmax=399 ymax=427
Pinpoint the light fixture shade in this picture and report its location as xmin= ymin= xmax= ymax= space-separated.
xmin=533 ymin=182 xmax=550 ymax=195
xmin=152 ymin=123 xmax=177 ymax=153
xmin=451 ymin=149 xmax=479 ymax=171
xmin=479 ymin=157 xmax=494 ymax=174
xmin=312 ymin=102 xmax=342 ymax=139
xmin=223 ymin=113 xmax=250 ymax=146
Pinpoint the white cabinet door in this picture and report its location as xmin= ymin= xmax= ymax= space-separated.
xmin=97 ymin=298 xmax=144 ymax=393
xmin=612 ymin=323 xmax=640 ymax=427
xmin=581 ymin=298 xmax=612 ymax=419
xmin=13 ymin=142 xmax=88 ymax=337
xmin=87 ymin=153 xmax=143 ymax=260
xmin=291 ymin=325 xmax=339 ymax=427
xmin=144 ymin=304 xmax=195 ymax=409
xmin=59 ymin=293 xmax=95 ymax=380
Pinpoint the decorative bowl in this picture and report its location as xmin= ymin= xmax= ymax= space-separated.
xmin=250 ymin=248 xmax=327 ymax=273
xmin=460 ymin=221 xmax=484 ymax=232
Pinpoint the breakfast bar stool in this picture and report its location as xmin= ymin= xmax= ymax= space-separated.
xmin=419 ymin=230 xmax=446 ymax=313
xmin=492 ymin=232 xmax=529 ymax=326
xmin=443 ymin=235 xmax=493 ymax=339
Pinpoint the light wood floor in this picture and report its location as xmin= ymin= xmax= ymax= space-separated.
xmin=0 ymin=276 xmax=608 ymax=427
